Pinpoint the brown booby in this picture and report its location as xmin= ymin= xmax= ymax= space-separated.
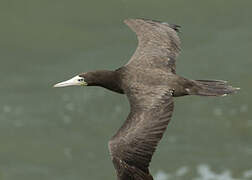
xmin=54 ymin=18 xmax=239 ymax=180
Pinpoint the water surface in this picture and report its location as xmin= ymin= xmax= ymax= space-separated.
xmin=0 ymin=0 xmax=251 ymax=179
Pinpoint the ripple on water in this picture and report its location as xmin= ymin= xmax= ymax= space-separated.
xmin=194 ymin=164 xmax=234 ymax=180
xmin=65 ymin=103 xmax=75 ymax=111
xmin=3 ymin=105 xmax=12 ymax=113
xmin=175 ymin=166 xmax=189 ymax=177
xmin=213 ymin=107 xmax=223 ymax=116
xmin=13 ymin=120 xmax=25 ymax=128
xmin=61 ymin=94 xmax=70 ymax=101
xmin=154 ymin=170 xmax=171 ymax=180
xmin=247 ymin=120 xmax=252 ymax=127
xmin=62 ymin=115 xmax=72 ymax=124
xmin=63 ymin=147 xmax=73 ymax=160
xmin=154 ymin=164 xmax=252 ymax=180
xmin=240 ymin=104 xmax=248 ymax=113
xmin=243 ymin=170 xmax=252 ymax=179
xmin=167 ymin=136 xmax=177 ymax=143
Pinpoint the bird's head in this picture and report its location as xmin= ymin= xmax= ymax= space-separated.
xmin=53 ymin=70 xmax=123 ymax=93
xmin=53 ymin=73 xmax=89 ymax=88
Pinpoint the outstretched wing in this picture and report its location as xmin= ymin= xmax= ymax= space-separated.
xmin=109 ymin=87 xmax=174 ymax=180
xmin=124 ymin=18 xmax=181 ymax=73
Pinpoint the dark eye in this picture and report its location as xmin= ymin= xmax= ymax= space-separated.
xmin=78 ymin=78 xmax=84 ymax=82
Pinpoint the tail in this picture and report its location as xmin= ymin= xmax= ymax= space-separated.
xmin=190 ymin=79 xmax=240 ymax=96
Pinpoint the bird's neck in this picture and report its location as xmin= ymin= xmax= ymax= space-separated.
xmin=87 ymin=70 xmax=124 ymax=94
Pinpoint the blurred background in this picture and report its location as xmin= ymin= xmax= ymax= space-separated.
xmin=0 ymin=0 xmax=251 ymax=179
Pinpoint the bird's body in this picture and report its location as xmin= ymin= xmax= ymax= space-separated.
xmin=54 ymin=18 xmax=239 ymax=180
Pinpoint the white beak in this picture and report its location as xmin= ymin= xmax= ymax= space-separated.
xmin=53 ymin=75 xmax=86 ymax=88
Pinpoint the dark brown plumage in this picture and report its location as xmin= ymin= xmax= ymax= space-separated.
xmin=54 ymin=18 xmax=239 ymax=180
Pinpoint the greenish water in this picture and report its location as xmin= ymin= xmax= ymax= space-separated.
xmin=0 ymin=0 xmax=251 ymax=179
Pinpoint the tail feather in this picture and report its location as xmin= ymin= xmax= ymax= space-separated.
xmin=192 ymin=79 xmax=240 ymax=96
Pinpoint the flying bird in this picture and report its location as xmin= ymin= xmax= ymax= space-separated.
xmin=54 ymin=18 xmax=239 ymax=180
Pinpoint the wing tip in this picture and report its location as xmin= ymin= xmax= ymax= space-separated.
xmin=124 ymin=18 xmax=181 ymax=32
xmin=168 ymin=24 xmax=181 ymax=32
